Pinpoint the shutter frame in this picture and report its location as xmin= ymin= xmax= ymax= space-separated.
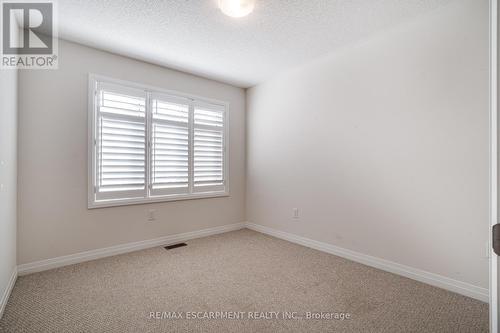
xmin=149 ymin=92 xmax=191 ymax=196
xmin=94 ymin=82 xmax=147 ymax=201
xmin=88 ymin=74 xmax=229 ymax=208
xmin=192 ymin=102 xmax=226 ymax=194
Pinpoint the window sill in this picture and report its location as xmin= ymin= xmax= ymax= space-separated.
xmin=88 ymin=191 xmax=229 ymax=209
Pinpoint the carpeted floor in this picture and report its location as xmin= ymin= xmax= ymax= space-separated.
xmin=0 ymin=229 xmax=489 ymax=332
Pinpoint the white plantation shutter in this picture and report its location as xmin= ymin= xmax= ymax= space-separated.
xmin=90 ymin=76 xmax=228 ymax=207
xmin=95 ymin=83 xmax=147 ymax=201
xmin=150 ymin=94 xmax=190 ymax=196
xmin=193 ymin=102 xmax=226 ymax=193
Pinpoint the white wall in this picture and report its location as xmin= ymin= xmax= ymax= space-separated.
xmin=0 ymin=67 xmax=18 ymax=311
xmin=17 ymin=39 xmax=246 ymax=265
xmin=246 ymin=0 xmax=489 ymax=289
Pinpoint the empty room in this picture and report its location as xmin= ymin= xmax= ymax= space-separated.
xmin=0 ymin=0 xmax=498 ymax=332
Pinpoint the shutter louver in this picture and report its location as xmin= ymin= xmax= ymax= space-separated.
xmin=193 ymin=103 xmax=225 ymax=193
xmin=95 ymin=84 xmax=147 ymax=200
xmin=150 ymin=95 xmax=190 ymax=195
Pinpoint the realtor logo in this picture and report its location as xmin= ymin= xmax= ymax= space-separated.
xmin=1 ymin=0 xmax=58 ymax=69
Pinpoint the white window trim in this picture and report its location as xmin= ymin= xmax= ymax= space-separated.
xmin=88 ymin=74 xmax=230 ymax=209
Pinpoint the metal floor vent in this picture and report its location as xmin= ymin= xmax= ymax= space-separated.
xmin=164 ymin=243 xmax=187 ymax=250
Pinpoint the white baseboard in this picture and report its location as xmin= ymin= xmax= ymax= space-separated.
xmin=17 ymin=222 xmax=245 ymax=276
xmin=0 ymin=266 xmax=17 ymax=319
xmin=14 ymin=221 xmax=488 ymax=303
xmin=245 ymin=222 xmax=489 ymax=303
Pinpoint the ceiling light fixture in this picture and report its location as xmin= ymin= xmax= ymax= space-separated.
xmin=218 ymin=0 xmax=255 ymax=18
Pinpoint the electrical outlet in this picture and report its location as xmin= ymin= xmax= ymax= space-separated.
xmin=147 ymin=209 xmax=156 ymax=222
xmin=293 ymin=208 xmax=299 ymax=219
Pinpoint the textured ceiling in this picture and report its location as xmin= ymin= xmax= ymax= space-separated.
xmin=58 ymin=0 xmax=455 ymax=88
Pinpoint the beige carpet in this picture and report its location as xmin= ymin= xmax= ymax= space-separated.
xmin=0 ymin=229 xmax=488 ymax=332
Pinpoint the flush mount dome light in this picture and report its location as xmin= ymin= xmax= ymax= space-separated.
xmin=218 ymin=0 xmax=255 ymax=18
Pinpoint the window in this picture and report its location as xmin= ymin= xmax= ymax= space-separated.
xmin=88 ymin=75 xmax=228 ymax=208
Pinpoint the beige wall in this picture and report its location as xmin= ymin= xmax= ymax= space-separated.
xmin=0 ymin=68 xmax=18 ymax=305
xmin=17 ymin=39 xmax=246 ymax=264
xmin=246 ymin=0 xmax=489 ymax=289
